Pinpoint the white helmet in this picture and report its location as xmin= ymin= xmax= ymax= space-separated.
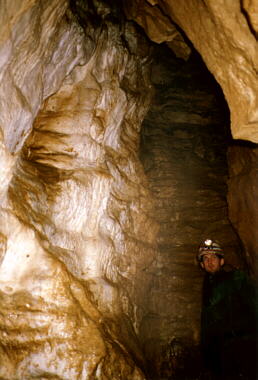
xmin=197 ymin=239 xmax=224 ymax=262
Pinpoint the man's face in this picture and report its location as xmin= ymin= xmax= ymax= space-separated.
xmin=201 ymin=252 xmax=224 ymax=274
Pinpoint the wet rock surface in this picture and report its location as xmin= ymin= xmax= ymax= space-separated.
xmin=0 ymin=1 xmax=157 ymax=378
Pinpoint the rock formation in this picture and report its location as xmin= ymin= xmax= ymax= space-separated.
xmin=0 ymin=0 xmax=256 ymax=379
xmin=139 ymin=44 xmax=245 ymax=378
xmin=124 ymin=0 xmax=258 ymax=143
xmin=227 ymin=142 xmax=258 ymax=274
xmin=124 ymin=0 xmax=258 ymax=282
xmin=0 ymin=1 xmax=157 ymax=378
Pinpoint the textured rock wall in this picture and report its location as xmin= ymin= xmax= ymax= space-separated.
xmin=227 ymin=143 xmax=258 ymax=278
xmin=0 ymin=0 xmax=87 ymax=153
xmin=124 ymin=0 xmax=258 ymax=295
xmin=0 ymin=1 xmax=158 ymax=378
xmin=139 ymin=44 xmax=244 ymax=379
xmin=124 ymin=0 xmax=258 ymax=143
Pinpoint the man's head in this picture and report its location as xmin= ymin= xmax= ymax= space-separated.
xmin=197 ymin=239 xmax=224 ymax=274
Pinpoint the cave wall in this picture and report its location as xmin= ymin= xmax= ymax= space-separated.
xmin=124 ymin=0 xmax=258 ymax=280
xmin=139 ymin=44 xmax=245 ymax=379
xmin=0 ymin=1 xmax=158 ymax=378
xmin=124 ymin=0 xmax=258 ymax=143
xmin=227 ymin=143 xmax=258 ymax=277
xmin=0 ymin=0 xmax=88 ymax=153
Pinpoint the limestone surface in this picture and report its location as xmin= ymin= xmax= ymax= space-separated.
xmin=227 ymin=144 xmax=258 ymax=277
xmin=124 ymin=0 xmax=258 ymax=143
xmin=139 ymin=44 xmax=244 ymax=378
xmin=0 ymin=0 xmax=157 ymax=378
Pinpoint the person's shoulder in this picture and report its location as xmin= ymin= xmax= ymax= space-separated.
xmin=222 ymin=265 xmax=246 ymax=276
xmin=220 ymin=267 xmax=248 ymax=284
xmin=230 ymin=268 xmax=250 ymax=281
xmin=227 ymin=268 xmax=255 ymax=292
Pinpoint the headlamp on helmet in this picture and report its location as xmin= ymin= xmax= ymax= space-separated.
xmin=197 ymin=239 xmax=224 ymax=262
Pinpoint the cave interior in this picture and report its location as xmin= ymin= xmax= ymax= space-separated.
xmin=0 ymin=0 xmax=257 ymax=379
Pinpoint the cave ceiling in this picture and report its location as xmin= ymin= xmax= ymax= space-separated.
xmin=124 ymin=0 xmax=258 ymax=144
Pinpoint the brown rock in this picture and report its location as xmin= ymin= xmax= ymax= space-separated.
xmin=123 ymin=0 xmax=258 ymax=143
xmin=227 ymin=143 xmax=258 ymax=277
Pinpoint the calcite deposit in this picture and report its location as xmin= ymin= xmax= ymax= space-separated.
xmin=0 ymin=0 xmax=157 ymax=378
xmin=0 ymin=0 xmax=87 ymax=153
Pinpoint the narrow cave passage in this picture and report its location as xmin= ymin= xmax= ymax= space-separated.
xmin=139 ymin=43 xmax=246 ymax=379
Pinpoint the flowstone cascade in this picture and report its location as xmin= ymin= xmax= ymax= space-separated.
xmin=0 ymin=1 xmax=158 ymax=378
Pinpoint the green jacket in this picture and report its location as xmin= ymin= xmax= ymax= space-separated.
xmin=201 ymin=269 xmax=257 ymax=346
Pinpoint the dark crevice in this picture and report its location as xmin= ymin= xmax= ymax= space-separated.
xmin=139 ymin=42 xmax=244 ymax=379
